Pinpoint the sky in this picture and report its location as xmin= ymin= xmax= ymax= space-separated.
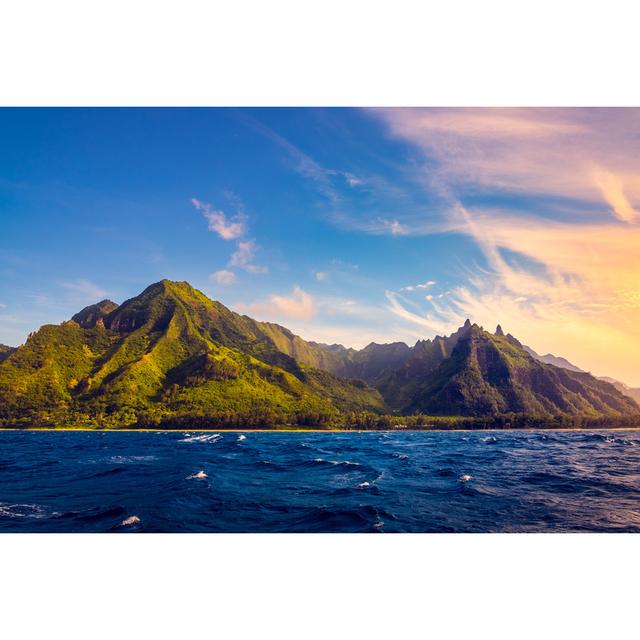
xmin=1 ymin=107 xmax=640 ymax=385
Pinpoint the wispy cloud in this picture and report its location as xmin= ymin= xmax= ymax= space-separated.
xmin=210 ymin=270 xmax=236 ymax=285
xmin=193 ymin=196 xmax=267 ymax=278
xmin=401 ymin=280 xmax=436 ymax=291
xmin=382 ymin=219 xmax=409 ymax=236
xmin=238 ymin=113 xmax=340 ymax=204
xmin=374 ymin=108 xmax=640 ymax=222
xmin=191 ymin=198 xmax=246 ymax=240
xmin=229 ymin=240 xmax=268 ymax=274
xmin=236 ymin=286 xmax=317 ymax=321
xmin=342 ymin=172 xmax=363 ymax=187
xmin=314 ymin=271 xmax=328 ymax=282
xmin=592 ymin=168 xmax=640 ymax=222
xmin=60 ymin=279 xmax=108 ymax=303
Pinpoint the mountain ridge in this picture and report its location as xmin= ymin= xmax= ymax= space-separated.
xmin=0 ymin=280 xmax=637 ymax=428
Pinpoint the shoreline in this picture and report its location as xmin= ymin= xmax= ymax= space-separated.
xmin=2 ymin=426 xmax=640 ymax=433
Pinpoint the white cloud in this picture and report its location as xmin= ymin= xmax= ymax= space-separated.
xmin=210 ymin=270 xmax=236 ymax=285
xmin=229 ymin=240 xmax=268 ymax=274
xmin=236 ymin=286 xmax=317 ymax=321
xmin=401 ymin=280 xmax=436 ymax=292
xmin=0 ymin=303 xmax=6 ymax=308
xmin=315 ymin=271 xmax=328 ymax=282
xmin=382 ymin=219 xmax=409 ymax=236
xmin=592 ymin=167 xmax=640 ymax=222
xmin=374 ymin=108 xmax=640 ymax=224
xmin=60 ymin=279 xmax=108 ymax=303
xmin=343 ymin=172 xmax=363 ymax=187
xmin=192 ymin=198 xmax=246 ymax=240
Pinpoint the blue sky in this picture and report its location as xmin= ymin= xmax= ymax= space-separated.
xmin=1 ymin=108 xmax=639 ymax=384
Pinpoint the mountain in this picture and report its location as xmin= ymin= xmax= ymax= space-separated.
xmin=523 ymin=345 xmax=640 ymax=405
xmin=397 ymin=324 xmax=637 ymax=416
xmin=597 ymin=377 xmax=640 ymax=405
xmin=0 ymin=280 xmax=386 ymax=428
xmin=522 ymin=346 xmax=585 ymax=373
xmin=307 ymin=321 xmax=638 ymax=417
xmin=0 ymin=280 xmax=637 ymax=428
xmin=0 ymin=344 xmax=16 ymax=364
xmin=71 ymin=299 xmax=119 ymax=328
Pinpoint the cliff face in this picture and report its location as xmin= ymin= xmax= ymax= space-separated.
xmin=71 ymin=300 xmax=119 ymax=328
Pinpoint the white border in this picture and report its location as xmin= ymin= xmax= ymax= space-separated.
xmin=1 ymin=533 xmax=638 ymax=639
xmin=1 ymin=0 xmax=639 ymax=106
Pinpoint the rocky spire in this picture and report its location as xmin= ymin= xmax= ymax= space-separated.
xmin=463 ymin=319 xmax=471 ymax=328
xmin=495 ymin=324 xmax=504 ymax=336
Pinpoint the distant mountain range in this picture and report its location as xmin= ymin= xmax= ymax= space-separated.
xmin=521 ymin=345 xmax=640 ymax=405
xmin=0 ymin=280 xmax=637 ymax=428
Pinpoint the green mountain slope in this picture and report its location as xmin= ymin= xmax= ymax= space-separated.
xmin=0 ymin=280 xmax=386 ymax=428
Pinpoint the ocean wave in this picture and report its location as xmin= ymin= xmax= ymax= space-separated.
xmin=284 ymin=504 xmax=392 ymax=533
xmin=313 ymin=458 xmax=361 ymax=467
xmin=187 ymin=470 xmax=208 ymax=479
xmin=119 ymin=515 xmax=141 ymax=527
xmin=237 ymin=434 xmax=246 ymax=441
xmin=109 ymin=455 xmax=157 ymax=463
xmin=0 ymin=502 xmax=56 ymax=519
xmin=179 ymin=433 xmax=223 ymax=444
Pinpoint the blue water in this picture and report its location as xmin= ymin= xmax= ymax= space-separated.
xmin=2 ymin=429 xmax=640 ymax=532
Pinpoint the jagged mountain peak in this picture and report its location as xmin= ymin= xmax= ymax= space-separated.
xmin=71 ymin=299 xmax=119 ymax=329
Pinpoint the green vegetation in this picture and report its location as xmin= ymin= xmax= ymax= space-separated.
xmin=0 ymin=280 xmax=386 ymax=429
xmin=0 ymin=280 xmax=638 ymax=430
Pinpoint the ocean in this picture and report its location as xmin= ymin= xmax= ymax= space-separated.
xmin=1 ymin=429 xmax=640 ymax=532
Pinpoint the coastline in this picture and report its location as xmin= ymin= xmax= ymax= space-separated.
xmin=3 ymin=426 xmax=640 ymax=433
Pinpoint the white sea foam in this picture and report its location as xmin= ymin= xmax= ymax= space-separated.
xmin=357 ymin=481 xmax=370 ymax=489
xmin=187 ymin=470 xmax=208 ymax=479
xmin=459 ymin=474 xmax=473 ymax=482
xmin=237 ymin=434 xmax=246 ymax=441
xmin=179 ymin=433 xmax=222 ymax=444
xmin=119 ymin=515 xmax=141 ymax=527
xmin=109 ymin=455 xmax=157 ymax=463
xmin=314 ymin=458 xmax=360 ymax=467
xmin=0 ymin=502 xmax=51 ymax=519
xmin=373 ymin=521 xmax=384 ymax=529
